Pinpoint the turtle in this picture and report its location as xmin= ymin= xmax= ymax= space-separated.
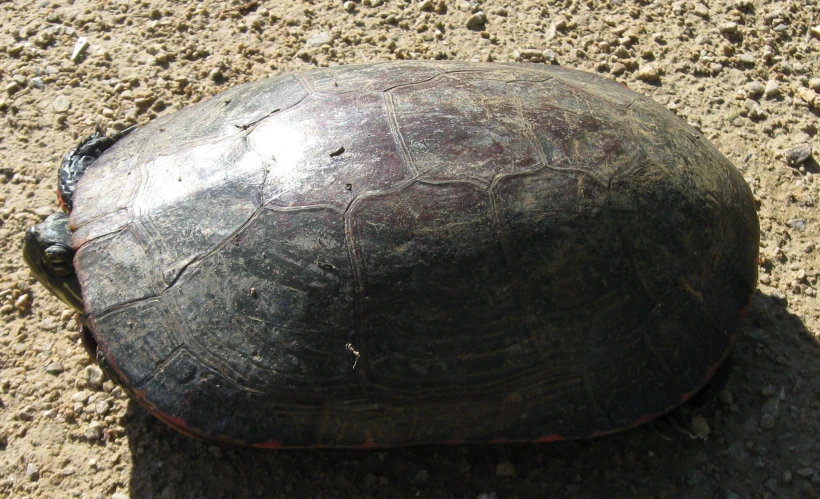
xmin=23 ymin=61 xmax=759 ymax=448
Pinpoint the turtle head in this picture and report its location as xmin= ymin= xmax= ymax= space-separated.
xmin=22 ymin=212 xmax=84 ymax=312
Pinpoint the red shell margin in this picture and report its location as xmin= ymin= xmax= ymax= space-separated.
xmin=91 ymin=302 xmax=751 ymax=449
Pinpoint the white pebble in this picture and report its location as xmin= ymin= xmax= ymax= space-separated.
xmin=84 ymin=421 xmax=103 ymax=441
xmin=85 ymin=365 xmax=105 ymax=387
xmin=70 ymin=37 xmax=89 ymax=62
xmin=637 ymin=64 xmax=660 ymax=82
xmin=691 ymin=415 xmax=710 ymax=438
xmin=764 ymin=79 xmax=780 ymax=98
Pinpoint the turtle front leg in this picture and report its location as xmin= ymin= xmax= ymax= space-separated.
xmin=58 ymin=127 xmax=134 ymax=211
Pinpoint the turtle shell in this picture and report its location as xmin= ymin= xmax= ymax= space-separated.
xmin=69 ymin=62 xmax=758 ymax=447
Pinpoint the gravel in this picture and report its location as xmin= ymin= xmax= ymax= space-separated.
xmin=25 ymin=463 xmax=39 ymax=481
xmin=784 ymin=143 xmax=813 ymax=166
xmin=636 ymin=64 xmax=660 ymax=82
xmin=44 ymin=362 xmax=64 ymax=375
xmin=1 ymin=0 xmax=819 ymax=498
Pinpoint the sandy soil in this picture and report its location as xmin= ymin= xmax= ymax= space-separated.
xmin=1 ymin=0 xmax=819 ymax=497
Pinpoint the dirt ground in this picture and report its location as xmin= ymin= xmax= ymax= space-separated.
xmin=1 ymin=0 xmax=819 ymax=497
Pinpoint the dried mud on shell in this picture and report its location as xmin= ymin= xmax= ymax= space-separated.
xmin=1 ymin=0 xmax=819 ymax=498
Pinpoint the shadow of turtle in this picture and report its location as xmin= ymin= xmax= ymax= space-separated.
xmin=123 ymin=289 xmax=820 ymax=499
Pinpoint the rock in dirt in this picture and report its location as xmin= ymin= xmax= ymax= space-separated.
xmin=85 ymin=365 xmax=105 ymax=387
xmin=760 ymin=396 xmax=780 ymax=429
xmin=14 ymin=293 xmax=30 ymax=311
xmin=84 ymin=421 xmax=103 ymax=441
xmin=306 ymin=32 xmax=331 ymax=47
xmin=787 ymin=218 xmax=807 ymax=231
xmin=466 ymin=12 xmax=486 ymax=29
xmin=745 ymin=81 xmax=765 ymax=98
xmin=691 ymin=415 xmax=711 ymax=438
xmin=71 ymin=391 xmax=91 ymax=403
xmin=53 ymin=96 xmax=71 ymax=113
xmin=764 ymin=80 xmax=780 ymax=98
xmin=495 ymin=461 xmax=516 ymax=477
xmin=637 ymin=64 xmax=660 ymax=82
xmin=70 ymin=37 xmax=89 ymax=62
xmin=784 ymin=143 xmax=812 ymax=166
xmin=26 ymin=463 xmax=39 ymax=481
xmin=44 ymin=362 xmax=64 ymax=375
xmin=744 ymin=99 xmax=766 ymax=119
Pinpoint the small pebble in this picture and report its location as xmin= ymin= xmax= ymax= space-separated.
xmin=738 ymin=53 xmax=755 ymax=65
xmin=764 ymin=79 xmax=780 ymax=98
xmin=53 ymin=96 xmax=72 ymax=113
xmin=495 ymin=461 xmax=516 ymax=477
xmin=787 ymin=218 xmax=807 ymax=231
xmin=611 ymin=62 xmax=627 ymax=75
xmin=745 ymin=81 xmax=765 ymax=98
xmin=71 ymin=391 xmax=91 ymax=403
xmin=411 ymin=468 xmax=429 ymax=484
xmin=45 ymin=362 xmax=64 ymax=375
xmin=769 ymin=288 xmax=787 ymax=305
xmin=95 ymin=400 xmax=110 ymax=416
xmin=14 ymin=294 xmax=30 ymax=311
xmin=809 ymin=78 xmax=820 ymax=92
xmin=34 ymin=206 xmax=54 ymax=218
xmin=17 ymin=406 xmax=34 ymax=421
xmin=466 ymin=12 xmax=486 ymax=29
xmin=84 ymin=421 xmax=103 ymax=441
xmin=691 ymin=415 xmax=711 ymax=438
xmin=70 ymin=36 xmax=89 ymax=62
xmin=686 ymin=468 xmax=704 ymax=486
xmin=306 ymin=32 xmax=331 ymax=47
xmin=760 ymin=395 xmax=780 ymax=427
xmin=636 ymin=64 xmax=660 ymax=82
xmin=784 ymin=144 xmax=812 ymax=166
xmin=728 ymin=441 xmax=749 ymax=461
xmin=85 ymin=365 xmax=105 ymax=387
xmin=797 ymin=88 xmax=817 ymax=108
xmin=718 ymin=22 xmax=738 ymax=34
xmin=744 ymin=99 xmax=766 ymax=119
xmin=26 ymin=463 xmax=39 ymax=481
